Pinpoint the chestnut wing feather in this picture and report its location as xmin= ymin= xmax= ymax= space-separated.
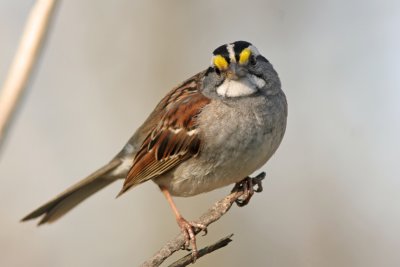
xmin=118 ymin=73 xmax=210 ymax=196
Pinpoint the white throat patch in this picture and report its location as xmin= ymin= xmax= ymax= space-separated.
xmin=216 ymin=74 xmax=266 ymax=97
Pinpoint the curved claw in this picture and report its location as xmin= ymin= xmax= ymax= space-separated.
xmin=193 ymin=222 xmax=208 ymax=236
xmin=176 ymin=218 xmax=208 ymax=262
xmin=232 ymin=173 xmax=266 ymax=207
xmin=253 ymin=172 xmax=265 ymax=193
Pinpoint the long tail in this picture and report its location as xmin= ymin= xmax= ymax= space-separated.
xmin=21 ymin=158 xmax=123 ymax=225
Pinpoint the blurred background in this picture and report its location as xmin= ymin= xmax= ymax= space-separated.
xmin=1 ymin=0 xmax=399 ymax=266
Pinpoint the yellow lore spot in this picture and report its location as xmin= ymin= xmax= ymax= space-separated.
xmin=239 ymin=48 xmax=251 ymax=65
xmin=213 ymin=55 xmax=228 ymax=70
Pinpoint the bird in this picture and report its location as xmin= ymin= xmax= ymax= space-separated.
xmin=22 ymin=40 xmax=288 ymax=259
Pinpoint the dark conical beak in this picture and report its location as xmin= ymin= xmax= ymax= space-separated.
xmin=225 ymin=63 xmax=246 ymax=80
xmin=226 ymin=70 xmax=239 ymax=80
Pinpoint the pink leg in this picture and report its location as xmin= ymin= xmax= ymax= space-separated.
xmin=159 ymin=186 xmax=207 ymax=261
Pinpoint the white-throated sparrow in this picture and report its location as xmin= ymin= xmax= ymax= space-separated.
xmin=22 ymin=41 xmax=288 ymax=259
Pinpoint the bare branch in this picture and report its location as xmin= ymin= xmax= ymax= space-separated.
xmin=140 ymin=172 xmax=266 ymax=267
xmin=168 ymin=234 xmax=234 ymax=267
xmin=0 ymin=0 xmax=58 ymax=150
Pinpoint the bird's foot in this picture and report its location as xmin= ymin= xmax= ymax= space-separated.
xmin=176 ymin=216 xmax=208 ymax=262
xmin=231 ymin=172 xmax=265 ymax=207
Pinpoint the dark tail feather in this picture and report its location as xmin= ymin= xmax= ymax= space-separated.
xmin=21 ymin=158 xmax=122 ymax=225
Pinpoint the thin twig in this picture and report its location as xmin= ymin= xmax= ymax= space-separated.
xmin=0 ymin=0 xmax=58 ymax=151
xmin=140 ymin=172 xmax=266 ymax=267
xmin=168 ymin=234 xmax=234 ymax=267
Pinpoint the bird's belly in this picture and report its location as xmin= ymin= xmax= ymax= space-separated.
xmin=154 ymin=95 xmax=287 ymax=197
xmin=158 ymin=130 xmax=279 ymax=197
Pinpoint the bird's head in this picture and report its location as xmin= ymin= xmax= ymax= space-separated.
xmin=203 ymin=41 xmax=280 ymax=98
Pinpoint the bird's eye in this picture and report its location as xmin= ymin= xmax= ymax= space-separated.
xmin=249 ymin=55 xmax=256 ymax=66
xmin=215 ymin=67 xmax=221 ymax=76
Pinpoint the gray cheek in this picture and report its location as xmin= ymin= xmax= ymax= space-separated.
xmin=249 ymin=74 xmax=266 ymax=89
xmin=201 ymin=75 xmax=226 ymax=99
xmin=202 ymin=73 xmax=219 ymax=88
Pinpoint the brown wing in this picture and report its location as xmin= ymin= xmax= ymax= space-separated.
xmin=117 ymin=72 xmax=211 ymax=196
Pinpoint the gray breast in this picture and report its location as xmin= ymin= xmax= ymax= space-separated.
xmin=201 ymin=92 xmax=286 ymax=168
xmin=160 ymin=91 xmax=287 ymax=197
